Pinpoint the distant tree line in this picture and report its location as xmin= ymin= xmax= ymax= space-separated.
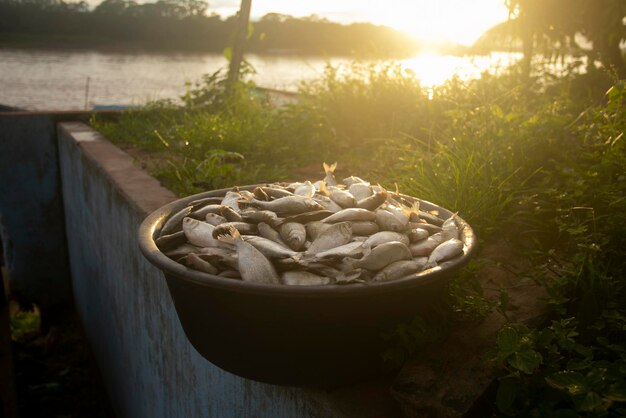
xmin=0 ymin=0 xmax=418 ymax=55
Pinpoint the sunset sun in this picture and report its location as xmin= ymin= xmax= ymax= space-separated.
xmin=215 ymin=0 xmax=510 ymax=46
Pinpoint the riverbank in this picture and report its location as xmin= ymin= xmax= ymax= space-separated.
xmin=0 ymin=32 xmax=477 ymax=58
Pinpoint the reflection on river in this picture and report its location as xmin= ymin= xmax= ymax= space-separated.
xmin=0 ymin=48 xmax=522 ymax=110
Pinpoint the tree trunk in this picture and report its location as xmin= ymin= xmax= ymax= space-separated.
xmin=521 ymin=28 xmax=534 ymax=80
xmin=597 ymin=36 xmax=626 ymax=79
xmin=227 ymin=0 xmax=252 ymax=87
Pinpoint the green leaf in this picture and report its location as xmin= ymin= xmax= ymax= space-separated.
xmin=497 ymin=327 xmax=521 ymax=358
xmin=546 ymin=371 xmax=588 ymax=395
xmin=508 ymin=349 xmax=542 ymax=374
xmin=496 ymin=379 xmax=518 ymax=412
xmin=223 ymin=47 xmax=232 ymax=61
xmin=579 ymin=391 xmax=602 ymax=412
xmin=605 ymin=381 xmax=626 ymax=402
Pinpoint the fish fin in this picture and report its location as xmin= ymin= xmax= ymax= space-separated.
xmin=290 ymin=252 xmax=304 ymax=262
xmin=318 ymin=180 xmax=330 ymax=196
xmin=237 ymin=198 xmax=257 ymax=209
xmin=323 ymin=162 xmax=337 ymax=174
xmin=336 ymin=268 xmax=366 ymax=284
xmin=360 ymin=243 xmax=372 ymax=259
xmin=217 ymin=226 xmax=240 ymax=243
xmin=402 ymin=200 xmax=420 ymax=217
xmin=377 ymin=184 xmax=388 ymax=200
xmin=270 ymin=217 xmax=284 ymax=228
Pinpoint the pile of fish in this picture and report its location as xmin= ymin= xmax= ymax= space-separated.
xmin=155 ymin=163 xmax=467 ymax=286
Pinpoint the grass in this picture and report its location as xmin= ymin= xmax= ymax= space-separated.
xmin=91 ymin=61 xmax=626 ymax=416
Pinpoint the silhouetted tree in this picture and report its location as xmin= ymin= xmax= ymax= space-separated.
xmin=506 ymin=0 xmax=626 ymax=77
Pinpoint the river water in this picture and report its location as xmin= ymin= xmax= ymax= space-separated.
xmin=0 ymin=48 xmax=522 ymax=111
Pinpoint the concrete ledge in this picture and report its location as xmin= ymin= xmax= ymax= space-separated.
xmin=57 ymin=122 xmax=400 ymax=417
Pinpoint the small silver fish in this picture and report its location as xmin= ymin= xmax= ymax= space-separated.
xmin=198 ymin=247 xmax=238 ymax=270
xmin=189 ymin=196 xmax=224 ymax=208
xmin=375 ymin=208 xmax=408 ymax=232
xmin=343 ymin=176 xmax=369 ymax=187
xmin=184 ymin=253 xmax=218 ymax=275
xmin=218 ymin=228 xmax=279 ymax=284
xmin=220 ymin=206 xmax=244 ymax=223
xmin=441 ymin=215 xmax=460 ymax=241
xmin=182 ymin=217 xmax=222 ymax=248
xmin=349 ymin=221 xmax=380 ymax=236
xmin=242 ymin=235 xmax=302 ymax=259
xmin=352 ymin=241 xmax=412 ymax=271
xmin=164 ymin=243 xmax=202 ymax=259
xmin=409 ymin=233 xmax=444 ymax=256
xmin=330 ymin=188 xmax=357 ymax=208
xmin=371 ymin=260 xmax=420 ymax=283
xmin=204 ymin=213 xmax=228 ymax=226
xmin=276 ymin=210 xmax=333 ymax=226
xmin=408 ymin=221 xmax=442 ymax=235
xmin=161 ymin=205 xmax=192 ymax=235
xmin=413 ymin=256 xmax=428 ymax=269
xmin=240 ymin=209 xmax=280 ymax=226
xmin=425 ymin=238 xmax=464 ymax=268
xmin=418 ymin=210 xmax=444 ymax=226
xmin=155 ymin=230 xmax=186 ymax=250
xmin=305 ymin=222 xmax=352 ymax=256
xmin=323 ymin=162 xmax=338 ymax=187
xmin=247 ymin=196 xmax=324 ymax=215
xmin=280 ymin=271 xmax=331 ymax=286
xmin=221 ymin=191 xmax=241 ymax=211
xmin=348 ymin=183 xmax=373 ymax=201
xmin=305 ymin=221 xmax=332 ymax=241
xmin=322 ymin=208 xmax=376 ymax=223
xmin=279 ymin=222 xmax=307 ymax=251
xmin=314 ymin=241 xmax=367 ymax=260
xmin=218 ymin=270 xmax=242 ymax=279
xmin=259 ymin=186 xmax=294 ymax=199
xmin=294 ymin=180 xmax=316 ymax=198
xmin=385 ymin=204 xmax=410 ymax=225
xmin=363 ymin=231 xmax=410 ymax=248
xmin=212 ymin=222 xmax=258 ymax=238
xmin=313 ymin=195 xmax=343 ymax=213
xmin=407 ymin=227 xmax=429 ymax=242
xmin=355 ymin=188 xmax=387 ymax=211
xmin=258 ymin=222 xmax=289 ymax=247
xmin=190 ymin=204 xmax=224 ymax=220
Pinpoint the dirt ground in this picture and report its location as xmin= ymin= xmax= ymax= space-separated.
xmin=7 ymin=300 xmax=114 ymax=418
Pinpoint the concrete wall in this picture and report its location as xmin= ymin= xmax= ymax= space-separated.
xmin=57 ymin=122 xmax=358 ymax=418
xmin=0 ymin=111 xmax=82 ymax=309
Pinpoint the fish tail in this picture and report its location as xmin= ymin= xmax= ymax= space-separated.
xmin=402 ymin=200 xmax=420 ymax=217
xmin=323 ymin=162 xmax=337 ymax=174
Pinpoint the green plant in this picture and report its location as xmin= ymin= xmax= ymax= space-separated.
xmin=493 ymin=314 xmax=626 ymax=417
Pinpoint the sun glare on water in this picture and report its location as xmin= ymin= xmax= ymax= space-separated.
xmin=401 ymin=52 xmax=522 ymax=88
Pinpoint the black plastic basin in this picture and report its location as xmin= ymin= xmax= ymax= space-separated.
xmin=138 ymin=185 xmax=477 ymax=387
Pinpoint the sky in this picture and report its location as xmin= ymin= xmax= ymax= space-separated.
xmin=208 ymin=0 xmax=511 ymax=46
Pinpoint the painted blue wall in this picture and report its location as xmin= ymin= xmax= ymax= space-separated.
xmin=57 ymin=122 xmax=349 ymax=418
xmin=0 ymin=112 xmax=73 ymax=309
